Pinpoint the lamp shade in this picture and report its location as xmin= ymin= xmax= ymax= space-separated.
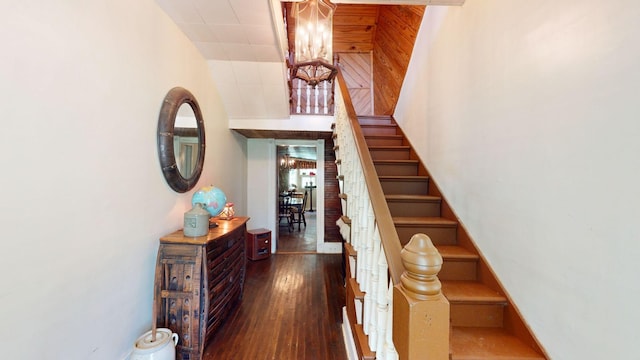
xmin=218 ymin=203 xmax=235 ymax=220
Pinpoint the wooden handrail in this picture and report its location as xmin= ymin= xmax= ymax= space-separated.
xmin=335 ymin=70 xmax=405 ymax=285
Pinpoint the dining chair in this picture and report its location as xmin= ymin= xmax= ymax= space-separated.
xmin=278 ymin=196 xmax=293 ymax=232
xmin=290 ymin=191 xmax=308 ymax=231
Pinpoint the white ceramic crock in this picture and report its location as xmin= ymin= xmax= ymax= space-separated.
xmin=183 ymin=202 xmax=210 ymax=237
xmin=130 ymin=328 xmax=178 ymax=360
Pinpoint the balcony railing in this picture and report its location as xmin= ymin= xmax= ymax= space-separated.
xmin=289 ymin=77 xmax=334 ymax=115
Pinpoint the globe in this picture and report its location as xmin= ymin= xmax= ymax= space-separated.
xmin=192 ymin=186 xmax=227 ymax=217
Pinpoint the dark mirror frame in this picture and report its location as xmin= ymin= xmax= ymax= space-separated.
xmin=157 ymin=87 xmax=206 ymax=193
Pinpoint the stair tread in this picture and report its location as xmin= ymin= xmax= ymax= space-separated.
xmin=385 ymin=194 xmax=441 ymax=202
xmin=344 ymin=243 xmax=356 ymax=256
xmin=360 ymin=123 xmax=397 ymax=127
xmin=393 ymin=216 xmax=458 ymax=226
xmin=451 ymin=327 xmax=545 ymax=360
xmin=437 ymin=245 xmax=479 ymax=260
xmin=379 ymin=175 xmax=429 ymax=180
xmin=373 ymin=159 xmax=419 ymax=163
xmin=349 ymin=278 xmax=365 ymax=299
xmin=368 ymin=145 xmax=411 ymax=150
xmin=363 ymin=134 xmax=402 ymax=138
xmin=442 ymin=281 xmax=507 ymax=303
xmin=358 ymin=115 xmax=392 ymax=120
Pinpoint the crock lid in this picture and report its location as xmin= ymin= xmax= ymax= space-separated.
xmin=187 ymin=202 xmax=210 ymax=216
xmin=134 ymin=329 xmax=172 ymax=351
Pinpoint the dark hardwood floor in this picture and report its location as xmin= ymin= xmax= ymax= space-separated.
xmin=277 ymin=211 xmax=318 ymax=253
xmin=203 ymin=212 xmax=347 ymax=359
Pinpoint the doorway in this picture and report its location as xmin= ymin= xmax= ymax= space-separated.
xmin=276 ymin=143 xmax=318 ymax=253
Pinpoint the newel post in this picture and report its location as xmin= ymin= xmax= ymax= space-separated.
xmin=393 ymin=234 xmax=450 ymax=360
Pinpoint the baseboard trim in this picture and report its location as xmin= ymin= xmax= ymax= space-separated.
xmin=342 ymin=306 xmax=357 ymax=360
xmin=319 ymin=242 xmax=343 ymax=253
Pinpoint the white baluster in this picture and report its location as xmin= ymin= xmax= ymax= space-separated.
xmin=368 ymin=238 xmax=381 ymax=347
xmin=296 ymin=80 xmax=302 ymax=114
xmin=363 ymin=291 xmax=372 ymax=334
xmin=355 ymin=184 xmax=365 ymax=280
xmin=361 ymin=200 xmax=371 ymax=293
xmin=335 ymin=85 xmax=342 ymax=115
xmin=306 ymin=85 xmax=311 ymax=113
xmin=323 ymin=81 xmax=329 ymax=114
xmin=376 ymin=250 xmax=389 ymax=356
xmin=361 ymin=202 xmax=374 ymax=335
xmin=384 ymin=282 xmax=399 ymax=360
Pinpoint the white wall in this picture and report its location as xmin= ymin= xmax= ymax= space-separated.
xmin=247 ymin=138 xmax=277 ymax=251
xmin=0 ymin=1 xmax=246 ymax=359
xmin=394 ymin=1 xmax=640 ymax=358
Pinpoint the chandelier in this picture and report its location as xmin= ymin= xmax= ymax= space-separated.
xmin=290 ymin=0 xmax=337 ymax=87
xmin=280 ymin=153 xmax=296 ymax=169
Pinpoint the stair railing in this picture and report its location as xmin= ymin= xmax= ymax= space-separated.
xmin=334 ymin=79 xmax=400 ymax=359
xmin=333 ymin=70 xmax=449 ymax=360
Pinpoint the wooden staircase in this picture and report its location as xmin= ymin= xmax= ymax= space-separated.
xmin=353 ymin=115 xmax=547 ymax=360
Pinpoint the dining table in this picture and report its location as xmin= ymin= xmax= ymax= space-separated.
xmin=285 ymin=196 xmax=303 ymax=213
xmin=279 ymin=193 xmax=303 ymax=206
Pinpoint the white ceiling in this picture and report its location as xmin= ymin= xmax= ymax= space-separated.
xmin=154 ymin=0 xmax=290 ymax=121
xmin=154 ymin=0 xmax=465 ymax=121
xmin=155 ymin=0 xmax=284 ymax=62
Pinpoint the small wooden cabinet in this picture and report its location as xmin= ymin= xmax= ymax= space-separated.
xmin=153 ymin=217 xmax=249 ymax=360
xmin=246 ymin=228 xmax=271 ymax=260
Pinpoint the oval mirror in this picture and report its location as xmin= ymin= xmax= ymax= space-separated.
xmin=157 ymin=87 xmax=205 ymax=193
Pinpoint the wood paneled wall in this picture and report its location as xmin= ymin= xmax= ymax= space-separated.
xmin=372 ymin=5 xmax=425 ymax=115
xmin=333 ymin=5 xmax=378 ymax=53
xmin=337 ymin=52 xmax=373 ymax=115
xmin=286 ymin=3 xmax=379 ymax=55
xmin=323 ymin=138 xmax=342 ymax=242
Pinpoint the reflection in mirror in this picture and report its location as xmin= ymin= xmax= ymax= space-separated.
xmin=174 ymin=103 xmax=199 ymax=178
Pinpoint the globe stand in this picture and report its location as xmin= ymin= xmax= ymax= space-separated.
xmin=209 ymin=219 xmax=219 ymax=228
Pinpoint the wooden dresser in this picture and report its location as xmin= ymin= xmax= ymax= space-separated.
xmin=153 ymin=217 xmax=249 ymax=360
